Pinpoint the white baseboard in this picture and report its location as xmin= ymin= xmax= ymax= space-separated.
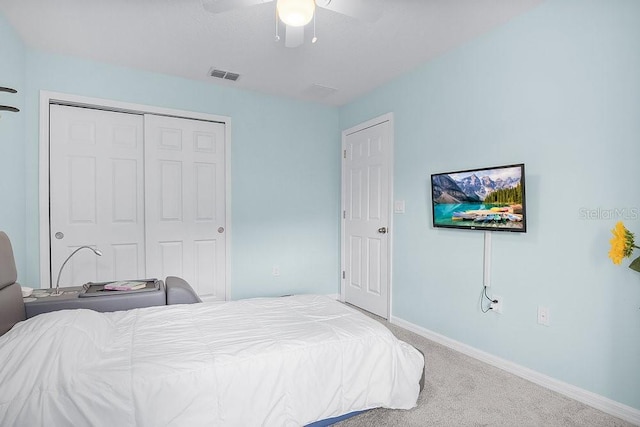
xmin=327 ymin=293 xmax=341 ymax=300
xmin=390 ymin=316 xmax=640 ymax=426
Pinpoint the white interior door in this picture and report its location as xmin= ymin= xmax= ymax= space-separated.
xmin=144 ymin=114 xmax=227 ymax=300
xmin=49 ymin=105 xmax=145 ymax=286
xmin=342 ymin=118 xmax=392 ymax=318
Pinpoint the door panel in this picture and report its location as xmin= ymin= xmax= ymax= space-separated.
xmin=49 ymin=105 xmax=145 ymax=286
xmin=343 ymin=120 xmax=391 ymax=318
xmin=144 ymin=114 xmax=226 ymax=300
xmin=195 ymin=240 xmax=217 ymax=295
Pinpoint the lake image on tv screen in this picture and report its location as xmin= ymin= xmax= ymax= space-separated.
xmin=431 ymin=166 xmax=524 ymax=230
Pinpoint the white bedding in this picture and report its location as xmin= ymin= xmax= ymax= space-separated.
xmin=0 ymin=295 xmax=424 ymax=426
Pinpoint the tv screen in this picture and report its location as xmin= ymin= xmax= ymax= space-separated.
xmin=431 ymin=163 xmax=527 ymax=232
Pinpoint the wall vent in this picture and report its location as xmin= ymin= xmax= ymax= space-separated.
xmin=209 ymin=68 xmax=241 ymax=82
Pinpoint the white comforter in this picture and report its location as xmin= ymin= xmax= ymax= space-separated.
xmin=0 ymin=295 xmax=423 ymax=426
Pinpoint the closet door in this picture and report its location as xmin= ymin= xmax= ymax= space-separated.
xmin=144 ymin=114 xmax=227 ymax=300
xmin=49 ymin=105 xmax=145 ymax=286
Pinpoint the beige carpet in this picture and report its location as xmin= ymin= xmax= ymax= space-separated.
xmin=336 ymin=309 xmax=634 ymax=427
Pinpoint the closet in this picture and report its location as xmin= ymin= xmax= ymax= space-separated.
xmin=47 ymin=104 xmax=227 ymax=299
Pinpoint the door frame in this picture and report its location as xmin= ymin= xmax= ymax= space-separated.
xmin=340 ymin=112 xmax=394 ymax=318
xmin=38 ymin=91 xmax=232 ymax=300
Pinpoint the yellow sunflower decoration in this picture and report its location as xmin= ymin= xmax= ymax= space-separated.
xmin=608 ymin=221 xmax=640 ymax=272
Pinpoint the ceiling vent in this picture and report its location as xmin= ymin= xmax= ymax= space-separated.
xmin=209 ymin=68 xmax=240 ymax=82
xmin=302 ymin=84 xmax=338 ymax=99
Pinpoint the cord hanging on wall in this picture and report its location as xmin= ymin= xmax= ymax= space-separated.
xmin=483 ymin=231 xmax=492 ymax=287
xmin=480 ymin=231 xmax=499 ymax=313
xmin=0 ymin=86 xmax=20 ymax=113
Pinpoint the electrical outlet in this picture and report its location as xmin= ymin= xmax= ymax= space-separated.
xmin=272 ymin=266 xmax=280 ymax=277
xmin=490 ymin=295 xmax=503 ymax=314
xmin=537 ymin=306 xmax=550 ymax=326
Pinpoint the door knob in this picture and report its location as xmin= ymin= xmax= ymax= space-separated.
xmin=55 ymin=232 xmax=64 ymax=240
xmin=217 ymin=227 xmax=225 ymax=234
xmin=377 ymin=227 xmax=387 ymax=234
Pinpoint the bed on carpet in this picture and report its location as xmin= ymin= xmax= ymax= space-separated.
xmin=0 ymin=292 xmax=424 ymax=426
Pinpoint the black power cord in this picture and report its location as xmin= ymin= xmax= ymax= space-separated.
xmin=481 ymin=286 xmax=498 ymax=313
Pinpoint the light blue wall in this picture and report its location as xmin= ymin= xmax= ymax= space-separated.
xmin=0 ymin=12 xmax=340 ymax=298
xmin=340 ymin=0 xmax=640 ymax=411
xmin=0 ymin=13 xmax=26 ymax=276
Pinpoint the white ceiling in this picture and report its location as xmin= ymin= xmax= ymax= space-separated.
xmin=0 ymin=0 xmax=544 ymax=106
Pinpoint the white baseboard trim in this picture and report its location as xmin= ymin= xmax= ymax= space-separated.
xmin=390 ymin=316 xmax=640 ymax=426
xmin=327 ymin=293 xmax=341 ymax=300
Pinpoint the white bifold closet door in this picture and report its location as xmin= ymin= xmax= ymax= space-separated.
xmin=49 ymin=105 xmax=226 ymax=299
xmin=49 ymin=105 xmax=146 ymax=286
xmin=144 ymin=114 xmax=226 ymax=299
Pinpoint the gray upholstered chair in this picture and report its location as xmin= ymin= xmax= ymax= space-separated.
xmin=0 ymin=231 xmax=201 ymax=330
xmin=0 ymin=231 xmax=26 ymax=336
xmin=165 ymin=276 xmax=202 ymax=305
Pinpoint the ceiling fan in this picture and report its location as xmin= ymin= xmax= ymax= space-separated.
xmin=201 ymin=0 xmax=384 ymax=48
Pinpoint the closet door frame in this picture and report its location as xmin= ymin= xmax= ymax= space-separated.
xmin=38 ymin=91 xmax=232 ymax=299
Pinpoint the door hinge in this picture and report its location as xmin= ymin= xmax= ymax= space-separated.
xmin=342 ymin=271 xmax=345 ymax=279
xmin=343 ymin=210 xmax=346 ymax=219
xmin=343 ymin=149 xmax=346 ymax=159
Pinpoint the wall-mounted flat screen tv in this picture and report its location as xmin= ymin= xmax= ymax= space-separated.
xmin=431 ymin=163 xmax=527 ymax=232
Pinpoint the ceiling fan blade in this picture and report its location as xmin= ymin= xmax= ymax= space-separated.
xmin=201 ymin=0 xmax=273 ymax=14
xmin=316 ymin=0 xmax=383 ymax=23
xmin=284 ymin=25 xmax=304 ymax=48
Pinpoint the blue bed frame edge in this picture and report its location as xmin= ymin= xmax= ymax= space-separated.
xmin=305 ymin=410 xmax=365 ymax=427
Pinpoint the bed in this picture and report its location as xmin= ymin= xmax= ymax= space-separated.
xmin=0 ymin=231 xmax=424 ymax=425
xmin=0 ymin=294 xmax=424 ymax=426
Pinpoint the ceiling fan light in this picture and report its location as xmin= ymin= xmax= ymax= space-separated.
xmin=277 ymin=0 xmax=315 ymax=27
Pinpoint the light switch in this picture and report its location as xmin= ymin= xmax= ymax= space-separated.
xmin=394 ymin=200 xmax=405 ymax=214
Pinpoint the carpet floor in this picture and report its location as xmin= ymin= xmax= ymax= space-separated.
xmin=336 ymin=308 xmax=634 ymax=427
